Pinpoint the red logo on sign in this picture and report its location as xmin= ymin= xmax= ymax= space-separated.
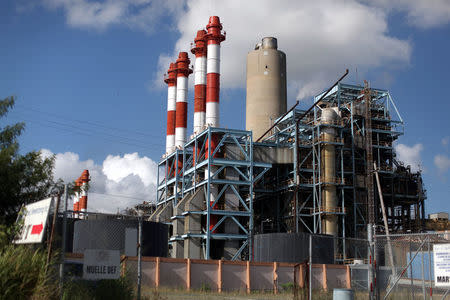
xmin=31 ymin=224 xmax=43 ymax=235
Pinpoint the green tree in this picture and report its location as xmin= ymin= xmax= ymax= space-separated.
xmin=0 ymin=96 xmax=56 ymax=225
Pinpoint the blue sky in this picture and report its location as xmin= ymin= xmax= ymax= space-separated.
xmin=1 ymin=0 xmax=449 ymax=214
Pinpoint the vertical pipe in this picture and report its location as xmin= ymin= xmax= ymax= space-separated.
xmin=206 ymin=128 xmax=212 ymax=260
xmin=165 ymin=63 xmax=177 ymax=154
xmin=368 ymin=224 xmax=373 ymax=299
xmin=428 ymin=238 xmax=433 ymax=300
xmin=205 ymin=16 xmax=225 ymax=127
xmin=175 ymin=52 xmax=191 ymax=148
xmin=191 ymin=30 xmax=207 ymax=135
xmin=137 ymin=213 xmax=142 ymax=300
xmin=309 ymin=234 xmax=312 ymax=300
xmin=421 ymin=240 xmax=426 ymax=300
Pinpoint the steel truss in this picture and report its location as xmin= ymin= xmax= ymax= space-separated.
xmin=156 ymin=127 xmax=271 ymax=260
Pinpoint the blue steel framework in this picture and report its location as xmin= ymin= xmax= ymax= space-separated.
xmin=156 ymin=83 xmax=425 ymax=262
xmin=262 ymin=83 xmax=411 ymax=261
xmin=156 ymin=127 xmax=271 ymax=260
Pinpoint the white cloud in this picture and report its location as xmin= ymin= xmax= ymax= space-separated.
xmin=42 ymin=149 xmax=158 ymax=213
xmin=155 ymin=0 xmax=411 ymax=100
xmin=41 ymin=0 xmax=184 ymax=32
xmin=367 ymin=0 xmax=450 ymax=29
xmin=31 ymin=0 xmax=449 ymax=100
xmin=442 ymin=136 xmax=449 ymax=146
xmin=434 ymin=154 xmax=450 ymax=174
xmin=395 ymin=143 xmax=424 ymax=172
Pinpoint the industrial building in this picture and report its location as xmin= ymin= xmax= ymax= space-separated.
xmin=149 ymin=16 xmax=427 ymax=263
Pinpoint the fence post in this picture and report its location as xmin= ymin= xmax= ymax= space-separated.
xmin=421 ymin=237 xmax=426 ymax=300
xmin=155 ymin=257 xmax=160 ymax=288
xmin=218 ymin=260 xmax=222 ymax=293
xmin=368 ymin=224 xmax=374 ymax=299
xmin=299 ymin=264 xmax=305 ymax=288
xmin=137 ymin=214 xmax=142 ymax=300
xmin=428 ymin=237 xmax=433 ymax=299
xmin=186 ymin=258 xmax=191 ymax=291
xmin=309 ymin=234 xmax=312 ymax=300
xmin=273 ymin=262 xmax=278 ymax=294
xmin=346 ymin=265 xmax=351 ymax=289
xmin=410 ymin=239 xmax=415 ymax=299
xmin=246 ymin=261 xmax=251 ymax=294
xmin=322 ymin=264 xmax=327 ymax=291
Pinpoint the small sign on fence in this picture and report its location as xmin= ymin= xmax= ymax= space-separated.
xmin=434 ymin=243 xmax=450 ymax=286
xmin=83 ymin=249 xmax=120 ymax=280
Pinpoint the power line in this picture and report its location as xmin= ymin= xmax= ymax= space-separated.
xmin=15 ymin=103 xmax=162 ymax=139
xmin=89 ymin=192 xmax=150 ymax=201
xmin=16 ymin=116 xmax=164 ymax=150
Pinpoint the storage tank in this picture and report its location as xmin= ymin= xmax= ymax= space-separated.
xmin=246 ymin=37 xmax=287 ymax=141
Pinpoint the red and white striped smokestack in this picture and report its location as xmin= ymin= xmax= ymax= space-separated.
xmin=164 ymin=63 xmax=177 ymax=153
xmin=191 ymin=30 xmax=207 ymax=135
xmin=79 ymin=170 xmax=90 ymax=219
xmin=205 ymin=16 xmax=225 ymax=127
xmin=175 ymin=52 xmax=192 ymax=148
xmin=73 ymin=178 xmax=81 ymax=218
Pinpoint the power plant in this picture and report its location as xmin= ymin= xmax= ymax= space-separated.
xmin=149 ymin=16 xmax=427 ymax=262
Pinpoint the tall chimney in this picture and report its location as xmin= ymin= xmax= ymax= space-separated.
xmin=164 ymin=63 xmax=177 ymax=153
xmin=205 ymin=16 xmax=225 ymax=127
xmin=73 ymin=178 xmax=81 ymax=218
xmin=79 ymin=169 xmax=90 ymax=219
xmin=175 ymin=52 xmax=192 ymax=148
xmin=191 ymin=30 xmax=207 ymax=135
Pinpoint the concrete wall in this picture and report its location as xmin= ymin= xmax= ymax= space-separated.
xmin=116 ymin=256 xmax=352 ymax=293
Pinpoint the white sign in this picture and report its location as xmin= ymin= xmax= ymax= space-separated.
xmin=14 ymin=198 xmax=53 ymax=244
xmin=83 ymin=249 xmax=120 ymax=280
xmin=434 ymin=244 xmax=450 ymax=286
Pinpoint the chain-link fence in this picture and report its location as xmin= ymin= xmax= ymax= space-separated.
xmin=58 ymin=207 xmax=146 ymax=298
xmin=374 ymin=232 xmax=450 ymax=299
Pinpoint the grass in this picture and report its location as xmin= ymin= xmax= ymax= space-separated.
xmin=0 ymin=245 xmax=59 ymax=300
xmin=140 ymin=286 xmax=371 ymax=300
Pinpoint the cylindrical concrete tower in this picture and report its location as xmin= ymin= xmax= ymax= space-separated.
xmin=205 ymin=16 xmax=225 ymax=127
xmin=320 ymin=107 xmax=340 ymax=236
xmin=192 ymin=30 xmax=207 ymax=135
xmin=246 ymin=37 xmax=287 ymax=140
xmin=165 ymin=63 xmax=177 ymax=153
xmin=175 ymin=52 xmax=192 ymax=148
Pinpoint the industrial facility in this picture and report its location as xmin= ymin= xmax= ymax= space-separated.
xmin=149 ymin=16 xmax=427 ymax=263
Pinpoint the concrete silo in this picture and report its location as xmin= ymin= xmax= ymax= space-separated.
xmin=246 ymin=37 xmax=287 ymax=140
